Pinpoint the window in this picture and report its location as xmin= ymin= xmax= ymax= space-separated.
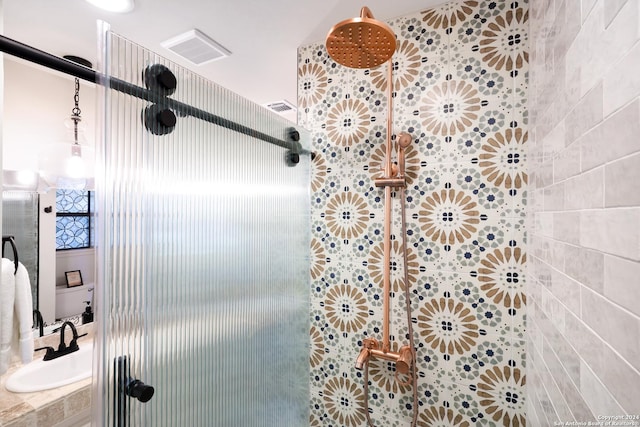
xmin=55 ymin=189 xmax=92 ymax=250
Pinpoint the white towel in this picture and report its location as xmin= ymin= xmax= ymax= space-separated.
xmin=14 ymin=262 xmax=34 ymax=364
xmin=0 ymin=258 xmax=16 ymax=374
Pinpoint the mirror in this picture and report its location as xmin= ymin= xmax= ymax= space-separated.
xmin=2 ymin=192 xmax=39 ymax=311
xmin=3 ymin=57 xmax=97 ymax=335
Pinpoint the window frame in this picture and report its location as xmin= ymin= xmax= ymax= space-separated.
xmin=55 ymin=189 xmax=92 ymax=251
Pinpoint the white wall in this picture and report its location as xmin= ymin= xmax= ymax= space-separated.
xmin=3 ymin=57 xmax=96 ymax=171
xmin=55 ymin=249 xmax=95 ymax=289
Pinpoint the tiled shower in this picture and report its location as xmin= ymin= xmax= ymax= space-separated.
xmin=2 ymin=0 xmax=638 ymax=425
xmin=300 ymin=1 xmax=528 ymax=425
xmin=299 ymin=0 xmax=640 ymax=425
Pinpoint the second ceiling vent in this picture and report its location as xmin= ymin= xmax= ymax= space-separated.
xmin=161 ymin=29 xmax=231 ymax=65
xmin=264 ymin=100 xmax=297 ymax=114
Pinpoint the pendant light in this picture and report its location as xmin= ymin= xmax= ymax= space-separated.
xmin=39 ymin=56 xmax=95 ymax=190
xmin=65 ymin=76 xmax=86 ymax=179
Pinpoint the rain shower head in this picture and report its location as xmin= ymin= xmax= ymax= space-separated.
xmin=325 ymin=6 xmax=396 ymax=69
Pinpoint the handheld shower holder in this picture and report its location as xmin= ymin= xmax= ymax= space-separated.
xmin=373 ymin=130 xmax=413 ymax=189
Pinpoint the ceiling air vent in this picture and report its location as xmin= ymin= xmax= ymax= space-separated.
xmin=264 ymin=100 xmax=297 ymax=114
xmin=161 ymin=29 xmax=231 ymax=65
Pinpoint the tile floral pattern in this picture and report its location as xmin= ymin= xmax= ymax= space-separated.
xmin=299 ymin=0 xmax=528 ymax=425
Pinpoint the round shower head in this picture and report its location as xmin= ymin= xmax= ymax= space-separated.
xmin=325 ymin=6 xmax=396 ymax=69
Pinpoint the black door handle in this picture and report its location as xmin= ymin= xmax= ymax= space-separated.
xmin=126 ymin=378 xmax=155 ymax=403
xmin=115 ymin=355 xmax=155 ymax=427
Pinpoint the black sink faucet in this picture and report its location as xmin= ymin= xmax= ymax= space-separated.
xmin=35 ymin=321 xmax=87 ymax=361
xmin=33 ymin=309 xmax=44 ymax=337
xmin=59 ymin=321 xmax=80 ymax=353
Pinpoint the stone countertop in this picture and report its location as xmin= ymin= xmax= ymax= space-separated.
xmin=0 ymin=323 xmax=94 ymax=427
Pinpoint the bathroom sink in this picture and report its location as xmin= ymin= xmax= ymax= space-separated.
xmin=5 ymin=344 xmax=92 ymax=393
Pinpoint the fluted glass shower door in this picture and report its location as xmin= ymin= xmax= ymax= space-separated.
xmin=93 ymin=25 xmax=310 ymax=426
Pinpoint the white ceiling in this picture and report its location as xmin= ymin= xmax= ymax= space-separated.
xmin=3 ymin=0 xmax=442 ymax=121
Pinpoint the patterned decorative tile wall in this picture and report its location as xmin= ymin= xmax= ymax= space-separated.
xmin=299 ymin=1 xmax=528 ymax=425
xmin=528 ymin=0 xmax=640 ymax=424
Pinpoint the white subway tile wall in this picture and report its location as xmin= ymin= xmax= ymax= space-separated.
xmin=529 ymin=0 xmax=640 ymax=423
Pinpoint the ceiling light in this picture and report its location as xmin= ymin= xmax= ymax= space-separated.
xmin=85 ymin=0 xmax=135 ymax=13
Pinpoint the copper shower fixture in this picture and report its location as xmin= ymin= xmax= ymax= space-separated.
xmin=325 ymin=6 xmax=418 ymax=427
xmin=325 ymin=6 xmax=396 ymax=69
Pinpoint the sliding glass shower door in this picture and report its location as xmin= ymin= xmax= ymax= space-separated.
xmin=93 ymin=26 xmax=310 ymax=426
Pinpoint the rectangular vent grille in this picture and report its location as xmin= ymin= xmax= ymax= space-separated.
xmin=161 ymin=29 xmax=230 ymax=65
xmin=265 ymin=100 xmax=297 ymax=114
